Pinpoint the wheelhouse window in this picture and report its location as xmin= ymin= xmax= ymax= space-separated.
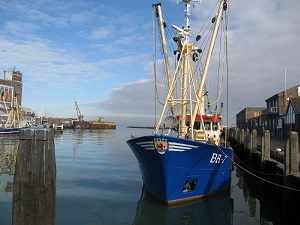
xmin=204 ymin=122 xmax=211 ymax=131
xmin=212 ymin=122 xmax=219 ymax=131
xmin=194 ymin=121 xmax=201 ymax=130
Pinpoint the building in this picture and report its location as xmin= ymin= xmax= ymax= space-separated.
xmin=236 ymin=107 xmax=266 ymax=131
xmin=0 ymin=70 xmax=23 ymax=105
xmin=262 ymin=85 xmax=300 ymax=138
xmin=246 ymin=85 xmax=300 ymax=138
xmin=285 ymin=97 xmax=300 ymax=137
xmin=0 ymin=69 xmax=25 ymax=125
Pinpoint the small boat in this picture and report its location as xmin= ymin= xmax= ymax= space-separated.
xmin=127 ymin=0 xmax=233 ymax=204
xmin=53 ymin=122 xmax=63 ymax=133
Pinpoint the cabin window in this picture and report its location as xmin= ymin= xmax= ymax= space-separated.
xmin=212 ymin=122 xmax=219 ymax=131
xmin=204 ymin=122 xmax=211 ymax=130
xmin=194 ymin=121 xmax=201 ymax=130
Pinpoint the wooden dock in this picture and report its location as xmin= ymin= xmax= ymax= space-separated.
xmin=228 ymin=128 xmax=300 ymax=189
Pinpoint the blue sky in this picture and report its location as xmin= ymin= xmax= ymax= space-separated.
xmin=1 ymin=0 xmax=299 ymax=127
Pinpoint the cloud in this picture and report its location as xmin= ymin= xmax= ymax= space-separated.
xmin=1 ymin=0 xmax=299 ymax=128
xmin=91 ymin=0 xmax=300 ymax=127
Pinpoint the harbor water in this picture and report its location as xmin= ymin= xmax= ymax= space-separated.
xmin=1 ymin=127 xmax=299 ymax=225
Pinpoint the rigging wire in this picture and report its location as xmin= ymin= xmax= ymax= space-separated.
xmin=192 ymin=6 xmax=228 ymax=108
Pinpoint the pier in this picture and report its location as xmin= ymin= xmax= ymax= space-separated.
xmin=228 ymin=128 xmax=300 ymax=189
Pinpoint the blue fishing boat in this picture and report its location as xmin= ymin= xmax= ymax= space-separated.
xmin=127 ymin=0 xmax=233 ymax=204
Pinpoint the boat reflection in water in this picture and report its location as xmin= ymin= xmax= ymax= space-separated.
xmin=133 ymin=186 xmax=233 ymax=225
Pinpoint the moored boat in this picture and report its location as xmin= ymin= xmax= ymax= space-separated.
xmin=72 ymin=120 xmax=116 ymax=129
xmin=88 ymin=117 xmax=116 ymax=129
xmin=0 ymin=96 xmax=25 ymax=137
xmin=88 ymin=121 xmax=116 ymax=129
xmin=126 ymin=0 xmax=233 ymax=204
xmin=73 ymin=101 xmax=116 ymax=129
xmin=53 ymin=122 xmax=63 ymax=133
xmin=0 ymin=128 xmax=20 ymax=137
xmin=72 ymin=121 xmax=89 ymax=129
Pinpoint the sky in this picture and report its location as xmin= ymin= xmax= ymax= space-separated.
xmin=0 ymin=0 xmax=299 ymax=127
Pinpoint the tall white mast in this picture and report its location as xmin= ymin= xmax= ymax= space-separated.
xmin=172 ymin=0 xmax=196 ymax=138
xmin=154 ymin=3 xmax=175 ymax=114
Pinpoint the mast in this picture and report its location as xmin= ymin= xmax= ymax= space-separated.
xmin=191 ymin=0 xmax=226 ymax=130
xmin=172 ymin=0 xmax=199 ymax=138
xmin=153 ymin=3 xmax=175 ymax=114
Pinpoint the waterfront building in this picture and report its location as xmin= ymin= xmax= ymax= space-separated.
xmin=236 ymin=107 xmax=266 ymax=130
xmin=285 ymin=97 xmax=300 ymax=137
xmin=0 ymin=69 xmax=32 ymax=125
xmin=240 ymin=85 xmax=300 ymax=138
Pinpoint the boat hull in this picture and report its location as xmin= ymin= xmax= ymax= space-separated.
xmin=126 ymin=135 xmax=233 ymax=204
xmin=0 ymin=128 xmax=20 ymax=137
xmin=72 ymin=121 xmax=116 ymax=129
xmin=72 ymin=121 xmax=89 ymax=129
xmin=88 ymin=122 xmax=116 ymax=129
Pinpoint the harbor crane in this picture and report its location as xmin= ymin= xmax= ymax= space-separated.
xmin=75 ymin=101 xmax=83 ymax=121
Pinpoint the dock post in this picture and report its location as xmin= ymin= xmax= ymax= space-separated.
xmin=261 ymin=130 xmax=270 ymax=171
xmin=12 ymin=128 xmax=56 ymax=225
xmin=239 ymin=129 xmax=245 ymax=144
xmin=284 ymin=131 xmax=299 ymax=176
xmin=245 ymin=129 xmax=250 ymax=149
xmin=234 ymin=128 xmax=239 ymax=142
xmin=262 ymin=130 xmax=271 ymax=161
xmin=249 ymin=129 xmax=257 ymax=164
xmin=250 ymin=129 xmax=257 ymax=152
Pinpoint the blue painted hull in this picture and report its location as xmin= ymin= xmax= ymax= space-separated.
xmin=126 ymin=135 xmax=233 ymax=204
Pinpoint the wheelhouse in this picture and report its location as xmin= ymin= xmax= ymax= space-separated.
xmin=178 ymin=114 xmax=222 ymax=145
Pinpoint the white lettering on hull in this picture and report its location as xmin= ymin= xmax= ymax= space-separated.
xmin=210 ymin=153 xmax=227 ymax=164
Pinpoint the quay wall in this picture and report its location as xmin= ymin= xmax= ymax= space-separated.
xmin=228 ymin=128 xmax=300 ymax=190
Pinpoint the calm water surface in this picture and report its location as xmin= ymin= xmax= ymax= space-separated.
xmin=0 ymin=127 xmax=299 ymax=225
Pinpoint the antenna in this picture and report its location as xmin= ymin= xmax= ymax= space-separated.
xmin=173 ymin=0 xmax=200 ymax=42
xmin=179 ymin=0 xmax=201 ymax=4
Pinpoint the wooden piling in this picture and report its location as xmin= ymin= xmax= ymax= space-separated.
xmin=239 ymin=129 xmax=245 ymax=144
xmin=245 ymin=129 xmax=250 ymax=149
xmin=13 ymin=128 xmax=56 ymax=225
xmin=262 ymin=130 xmax=271 ymax=161
xmin=261 ymin=130 xmax=270 ymax=171
xmin=284 ymin=131 xmax=299 ymax=176
xmin=250 ymin=129 xmax=257 ymax=152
